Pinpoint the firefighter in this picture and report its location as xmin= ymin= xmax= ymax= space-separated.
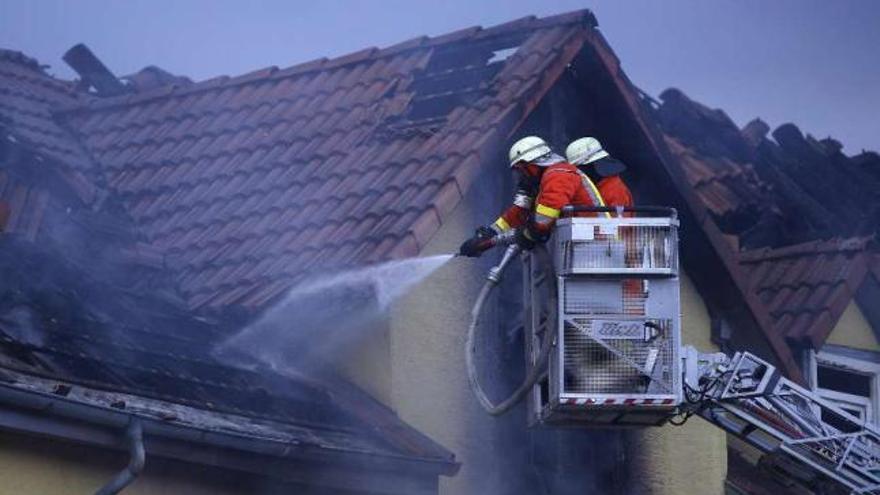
xmin=567 ymin=137 xmax=644 ymax=310
xmin=565 ymin=137 xmax=633 ymax=208
xmin=458 ymin=136 xmax=605 ymax=257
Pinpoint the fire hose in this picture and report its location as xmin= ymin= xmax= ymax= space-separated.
xmin=466 ymin=242 xmax=557 ymax=416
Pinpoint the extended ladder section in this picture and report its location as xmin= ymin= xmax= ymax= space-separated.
xmin=686 ymin=350 xmax=880 ymax=494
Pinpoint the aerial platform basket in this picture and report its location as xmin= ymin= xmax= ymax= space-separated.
xmin=525 ymin=206 xmax=683 ymax=427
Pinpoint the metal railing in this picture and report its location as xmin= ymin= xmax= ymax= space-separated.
xmin=554 ymin=206 xmax=679 ymax=277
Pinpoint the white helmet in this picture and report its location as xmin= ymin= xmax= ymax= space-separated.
xmin=508 ymin=136 xmax=551 ymax=168
xmin=566 ymin=137 xmax=609 ymax=166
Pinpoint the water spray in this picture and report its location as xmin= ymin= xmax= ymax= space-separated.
xmin=216 ymin=255 xmax=455 ymax=372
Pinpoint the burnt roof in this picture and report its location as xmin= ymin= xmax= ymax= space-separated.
xmin=656 ymin=88 xmax=880 ymax=249
xmin=0 ymin=139 xmax=456 ymax=475
xmin=653 ymin=87 xmax=880 ymax=353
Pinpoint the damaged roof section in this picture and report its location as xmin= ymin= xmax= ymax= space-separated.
xmin=0 ymin=49 xmax=457 ymax=480
xmin=0 ymin=49 xmax=95 ymax=174
xmin=651 ymin=88 xmax=880 ymax=353
xmin=0 ymin=12 xmax=606 ymax=482
xmin=655 ymin=88 xmax=880 ymax=251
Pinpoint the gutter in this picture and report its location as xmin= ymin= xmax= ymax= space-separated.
xmin=0 ymin=379 xmax=458 ymax=494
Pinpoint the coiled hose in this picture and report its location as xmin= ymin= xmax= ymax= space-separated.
xmin=466 ymin=244 xmax=557 ymax=416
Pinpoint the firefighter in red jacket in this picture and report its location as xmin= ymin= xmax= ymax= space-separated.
xmin=565 ymin=137 xmax=633 ymax=209
xmin=459 ymin=136 xmax=605 ymax=257
xmin=567 ymin=137 xmax=644 ymax=310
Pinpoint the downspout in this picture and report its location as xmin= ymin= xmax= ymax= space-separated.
xmin=95 ymin=419 xmax=145 ymax=495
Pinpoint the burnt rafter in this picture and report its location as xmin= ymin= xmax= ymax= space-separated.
xmin=381 ymin=37 xmax=527 ymax=135
xmin=655 ymin=88 xmax=878 ymax=250
xmin=63 ymin=44 xmax=131 ymax=97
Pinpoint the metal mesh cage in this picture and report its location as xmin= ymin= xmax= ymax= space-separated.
xmin=562 ymin=278 xmax=647 ymax=315
xmin=562 ymin=317 xmax=674 ymax=395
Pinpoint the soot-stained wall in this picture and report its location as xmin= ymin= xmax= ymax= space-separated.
xmin=385 ymin=114 xmax=628 ymax=493
xmin=356 ymin=51 xmax=729 ymax=494
xmin=541 ymin=63 xmax=727 ymax=494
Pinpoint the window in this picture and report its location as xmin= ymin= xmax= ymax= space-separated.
xmin=809 ymin=350 xmax=880 ymax=426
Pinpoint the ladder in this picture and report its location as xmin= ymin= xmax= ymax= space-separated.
xmin=685 ymin=349 xmax=880 ymax=494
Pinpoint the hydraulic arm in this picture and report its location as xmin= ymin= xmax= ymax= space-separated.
xmin=683 ymin=349 xmax=880 ymax=494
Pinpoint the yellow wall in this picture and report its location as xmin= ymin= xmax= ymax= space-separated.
xmin=680 ymin=271 xmax=716 ymax=353
xmin=629 ymin=272 xmax=727 ymax=495
xmin=825 ymin=302 xmax=879 ymax=352
xmin=0 ymin=431 xmax=250 ymax=495
xmin=387 ymin=190 xmax=496 ymax=494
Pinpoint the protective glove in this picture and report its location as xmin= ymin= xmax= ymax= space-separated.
xmin=514 ymin=228 xmax=537 ymax=251
xmin=458 ymin=226 xmax=497 ymax=257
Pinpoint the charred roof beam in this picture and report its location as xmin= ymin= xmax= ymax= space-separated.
xmin=63 ymin=44 xmax=131 ymax=97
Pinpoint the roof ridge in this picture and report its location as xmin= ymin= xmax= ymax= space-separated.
xmin=55 ymin=9 xmax=596 ymax=115
xmin=739 ymin=236 xmax=872 ymax=263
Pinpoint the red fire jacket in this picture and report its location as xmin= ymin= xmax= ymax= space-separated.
xmin=597 ymin=175 xmax=633 ymax=208
xmin=493 ymin=162 xmax=604 ymax=237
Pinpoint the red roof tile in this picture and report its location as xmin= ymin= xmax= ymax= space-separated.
xmin=4 ymin=13 xmax=599 ymax=314
xmin=0 ymin=51 xmax=95 ymax=175
xmin=739 ymin=237 xmax=874 ymax=348
xmin=664 ymin=136 xmax=769 ymax=219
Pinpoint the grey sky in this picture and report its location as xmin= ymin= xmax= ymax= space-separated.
xmin=2 ymin=0 xmax=878 ymax=153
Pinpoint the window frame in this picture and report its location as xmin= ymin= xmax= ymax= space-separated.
xmin=808 ymin=349 xmax=880 ymax=425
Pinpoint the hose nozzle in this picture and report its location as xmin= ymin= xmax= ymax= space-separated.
xmin=487 ymin=244 xmax=521 ymax=284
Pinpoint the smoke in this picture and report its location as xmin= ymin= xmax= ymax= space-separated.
xmin=214 ymin=254 xmax=454 ymax=374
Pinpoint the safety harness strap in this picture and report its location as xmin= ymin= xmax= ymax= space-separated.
xmin=576 ymin=170 xmax=611 ymax=218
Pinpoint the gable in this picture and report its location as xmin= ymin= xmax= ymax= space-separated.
xmin=541 ymin=31 xmax=805 ymax=380
xmin=824 ymin=301 xmax=879 ymax=352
